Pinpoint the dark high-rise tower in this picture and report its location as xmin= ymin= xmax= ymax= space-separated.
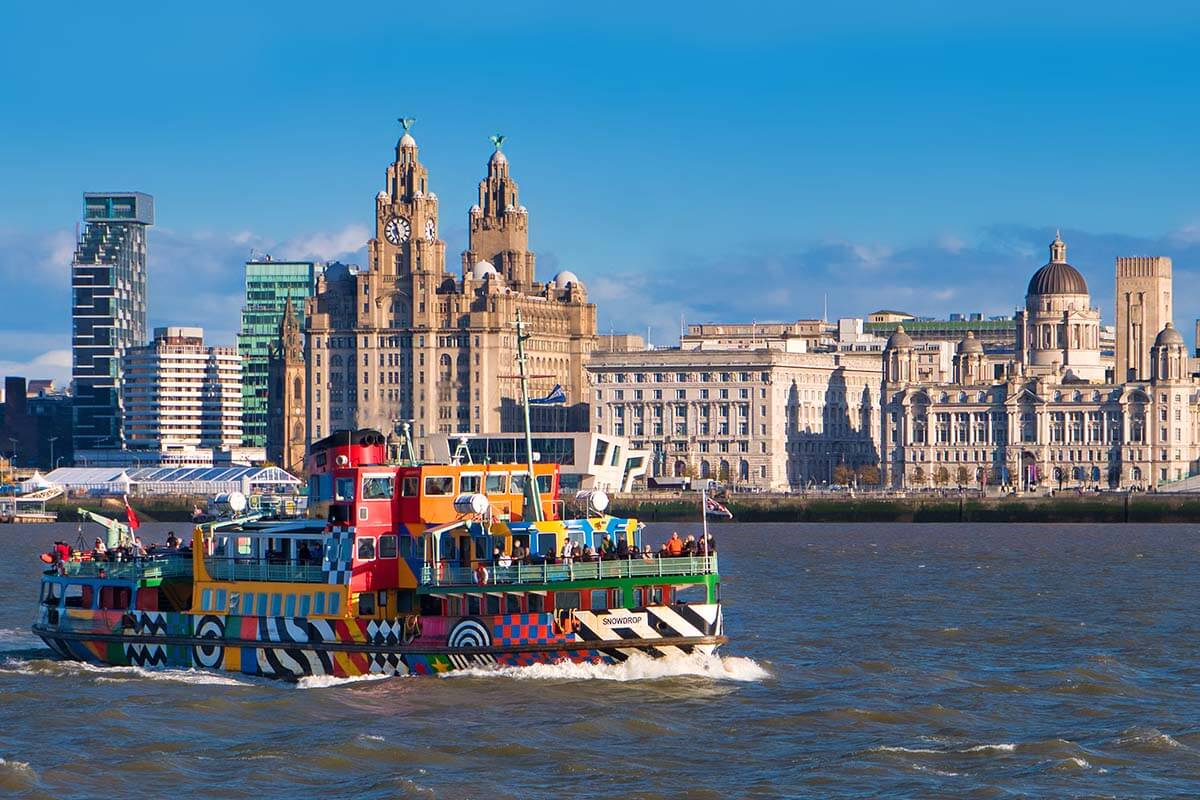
xmin=71 ymin=192 xmax=153 ymax=453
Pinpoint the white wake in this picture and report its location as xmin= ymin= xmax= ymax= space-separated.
xmin=441 ymin=651 xmax=769 ymax=682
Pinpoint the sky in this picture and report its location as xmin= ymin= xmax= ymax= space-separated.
xmin=4 ymin=2 xmax=1200 ymax=386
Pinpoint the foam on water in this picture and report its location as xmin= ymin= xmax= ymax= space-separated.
xmin=873 ymin=743 xmax=1016 ymax=756
xmin=0 ymin=657 xmax=252 ymax=686
xmin=0 ymin=627 xmax=40 ymax=652
xmin=442 ymin=652 xmax=769 ymax=683
xmin=294 ymin=672 xmax=395 ymax=690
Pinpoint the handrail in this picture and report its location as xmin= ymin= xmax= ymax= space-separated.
xmin=420 ymin=554 xmax=718 ymax=587
xmin=202 ymin=558 xmax=327 ymax=583
xmin=59 ymin=554 xmax=193 ymax=581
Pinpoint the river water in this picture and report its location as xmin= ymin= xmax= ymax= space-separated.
xmin=2 ymin=521 xmax=1199 ymax=798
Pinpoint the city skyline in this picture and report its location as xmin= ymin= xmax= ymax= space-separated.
xmin=6 ymin=4 xmax=1200 ymax=385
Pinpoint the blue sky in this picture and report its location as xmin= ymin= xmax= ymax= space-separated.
xmin=3 ymin=2 xmax=1200 ymax=384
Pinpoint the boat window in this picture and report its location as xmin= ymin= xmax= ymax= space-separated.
xmin=335 ymin=477 xmax=356 ymax=501
xmin=340 ymin=538 xmax=354 ymax=562
xmin=473 ymin=538 xmax=489 ymax=560
xmin=425 ymin=475 xmax=454 ymax=496
xmin=460 ymin=474 xmax=482 ymax=493
xmin=398 ymin=536 xmax=415 ymax=559
xmin=511 ymin=473 xmax=529 ymax=496
xmin=362 ymin=475 xmax=394 ymax=500
xmin=237 ymin=537 xmax=252 ymax=556
xmin=99 ymin=586 xmax=130 ymax=610
xmin=528 ymin=594 xmax=544 ymax=613
xmin=554 ymin=591 xmax=581 ymax=611
xmin=536 ymin=474 xmax=553 ymax=494
xmin=314 ymin=592 xmax=327 ymax=615
xmin=357 ymin=537 xmax=376 ymax=560
xmin=216 ymin=589 xmax=227 ymax=610
xmin=447 ymin=596 xmax=462 ymax=616
xmin=299 ymin=594 xmax=311 ymax=616
xmin=712 ymin=582 xmax=721 ymax=603
xmin=229 ymin=592 xmax=242 ymax=614
xmin=378 ymin=535 xmax=398 ymax=559
xmin=590 ymin=590 xmax=608 ymax=611
xmin=675 ymin=585 xmax=706 ymax=605
xmin=201 ymin=589 xmax=213 ymax=611
xmin=41 ymin=582 xmax=61 ymax=606
xmin=650 ymin=587 xmax=663 ymax=605
xmin=328 ymin=593 xmax=341 ymax=615
xmin=536 ymin=533 xmax=556 ymax=555
xmin=467 ymin=595 xmax=481 ymax=615
xmin=401 ymin=477 xmax=420 ymax=497
xmin=485 ymin=594 xmax=500 ymax=615
xmin=329 ymin=504 xmax=352 ymax=525
xmin=270 ymin=594 xmax=282 ymax=616
xmin=256 ymin=593 xmax=268 ymax=616
xmin=505 ymin=594 xmax=522 ymax=614
xmin=64 ymin=584 xmax=88 ymax=609
xmin=485 ymin=473 xmax=507 ymax=494
xmin=359 ymin=592 xmax=375 ymax=616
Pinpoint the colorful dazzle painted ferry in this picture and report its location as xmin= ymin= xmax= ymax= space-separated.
xmin=32 ymin=430 xmax=725 ymax=679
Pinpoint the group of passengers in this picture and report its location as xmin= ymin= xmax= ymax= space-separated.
xmin=90 ymin=530 xmax=190 ymax=562
xmin=486 ymin=530 xmax=716 ymax=569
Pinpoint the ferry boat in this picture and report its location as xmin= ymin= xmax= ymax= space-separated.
xmin=30 ymin=429 xmax=724 ymax=678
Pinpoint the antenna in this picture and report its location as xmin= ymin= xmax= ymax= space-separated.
xmin=823 ymin=293 xmax=828 ymax=323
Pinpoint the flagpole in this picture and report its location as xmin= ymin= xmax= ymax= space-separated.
xmin=701 ymin=482 xmax=709 ymax=542
xmin=515 ymin=309 xmax=544 ymax=522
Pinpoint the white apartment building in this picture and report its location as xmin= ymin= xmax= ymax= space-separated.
xmin=587 ymin=343 xmax=882 ymax=491
xmin=123 ymin=327 xmax=244 ymax=451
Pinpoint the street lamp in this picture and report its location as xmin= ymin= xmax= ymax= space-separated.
xmin=48 ymin=437 xmax=57 ymax=471
xmin=7 ymin=438 xmax=16 ymax=468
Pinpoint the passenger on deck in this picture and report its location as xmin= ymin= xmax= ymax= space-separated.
xmin=666 ymin=532 xmax=683 ymax=557
xmin=642 ymin=544 xmax=655 ymax=562
xmin=298 ymin=542 xmax=313 ymax=565
xmin=165 ymin=531 xmax=179 ymax=549
xmin=93 ymin=537 xmax=107 ymax=558
xmin=682 ymin=535 xmax=697 ymax=556
xmin=705 ymin=533 xmax=717 ymax=555
xmin=658 ymin=543 xmax=669 ymax=558
xmin=498 ymin=549 xmax=512 ymax=568
xmin=616 ymin=538 xmax=630 ymax=559
xmin=560 ymin=538 xmax=574 ymax=565
xmin=600 ymin=535 xmax=616 ymax=559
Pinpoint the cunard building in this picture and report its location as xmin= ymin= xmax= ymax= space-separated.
xmin=303 ymin=125 xmax=596 ymax=454
xmin=881 ymin=234 xmax=1196 ymax=490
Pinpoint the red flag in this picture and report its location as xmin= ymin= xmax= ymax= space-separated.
xmin=704 ymin=495 xmax=733 ymax=519
xmin=124 ymin=495 xmax=140 ymax=532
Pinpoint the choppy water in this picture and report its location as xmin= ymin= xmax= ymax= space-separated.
xmin=2 ymin=522 xmax=1200 ymax=798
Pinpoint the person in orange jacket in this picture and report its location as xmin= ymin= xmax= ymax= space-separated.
xmin=666 ymin=531 xmax=684 ymax=557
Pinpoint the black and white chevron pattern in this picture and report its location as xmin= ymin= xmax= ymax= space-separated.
xmin=126 ymin=611 xmax=169 ymax=667
xmin=571 ymin=604 xmax=722 ymax=661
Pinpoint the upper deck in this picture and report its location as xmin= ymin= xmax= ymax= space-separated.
xmin=420 ymin=555 xmax=719 ymax=588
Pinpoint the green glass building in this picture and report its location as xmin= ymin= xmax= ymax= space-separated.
xmin=237 ymin=259 xmax=323 ymax=447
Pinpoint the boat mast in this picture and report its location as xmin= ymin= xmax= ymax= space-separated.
xmin=515 ymin=309 xmax=544 ymax=522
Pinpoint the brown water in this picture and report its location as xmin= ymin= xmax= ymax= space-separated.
xmin=2 ymin=521 xmax=1200 ymax=798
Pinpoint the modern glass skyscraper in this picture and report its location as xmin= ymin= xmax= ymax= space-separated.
xmin=71 ymin=192 xmax=153 ymax=452
xmin=237 ymin=258 xmax=323 ymax=447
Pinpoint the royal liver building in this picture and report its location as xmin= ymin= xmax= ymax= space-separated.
xmin=881 ymin=234 xmax=1194 ymax=490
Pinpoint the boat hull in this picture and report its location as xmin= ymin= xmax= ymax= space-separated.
xmin=32 ymin=604 xmax=723 ymax=678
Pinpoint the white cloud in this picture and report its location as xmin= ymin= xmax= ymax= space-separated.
xmin=281 ymin=224 xmax=370 ymax=261
xmin=0 ymin=348 xmax=72 ymax=386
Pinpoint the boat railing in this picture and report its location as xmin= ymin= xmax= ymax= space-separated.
xmin=420 ymin=555 xmax=718 ymax=587
xmin=202 ymin=558 xmax=327 ymax=583
xmin=60 ymin=554 xmax=194 ymax=581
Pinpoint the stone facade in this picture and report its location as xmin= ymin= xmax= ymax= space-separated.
xmin=882 ymin=236 xmax=1196 ymax=490
xmin=587 ymin=346 xmax=882 ymax=490
xmin=266 ymin=299 xmax=307 ymax=474
xmin=303 ymin=128 xmax=597 ymax=457
xmin=1116 ymin=256 xmax=1172 ymax=382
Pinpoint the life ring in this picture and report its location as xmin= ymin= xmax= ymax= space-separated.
xmin=402 ymin=614 xmax=423 ymax=643
xmin=473 ymin=564 xmax=489 ymax=585
xmin=39 ymin=553 xmax=54 ymax=564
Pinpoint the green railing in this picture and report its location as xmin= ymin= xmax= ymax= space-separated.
xmin=61 ymin=556 xmax=194 ymax=581
xmin=421 ymin=555 xmax=718 ymax=587
xmin=203 ymin=560 xmax=327 ymax=583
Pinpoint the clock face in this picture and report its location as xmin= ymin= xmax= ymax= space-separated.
xmin=384 ymin=216 xmax=410 ymax=245
xmin=425 ymin=218 xmax=436 ymax=241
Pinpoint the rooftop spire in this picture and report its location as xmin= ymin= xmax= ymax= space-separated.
xmin=1050 ymin=230 xmax=1067 ymax=263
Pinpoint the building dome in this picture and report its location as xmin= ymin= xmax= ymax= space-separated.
xmin=957 ymin=330 xmax=984 ymax=354
xmin=553 ymin=270 xmax=581 ymax=289
xmin=399 ymin=132 xmax=417 ymax=148
xmin=1154 ymin=322 xmax=1184 ymax=347
xmin=1027 ymin=232 xmax=1088 ymax=296
xmin=471 ymin=260 xmax=498 ymax=280
xmin=1027 ymin=262 xmax=1088 ymax=296
xmin=886 ymin=324 xmax=913 ymax=349
xmin=490 ymin=149 xmax=507 ymax=165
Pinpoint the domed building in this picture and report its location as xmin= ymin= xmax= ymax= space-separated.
xmin=880 ymin=233 xmax=1200 ymax=493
